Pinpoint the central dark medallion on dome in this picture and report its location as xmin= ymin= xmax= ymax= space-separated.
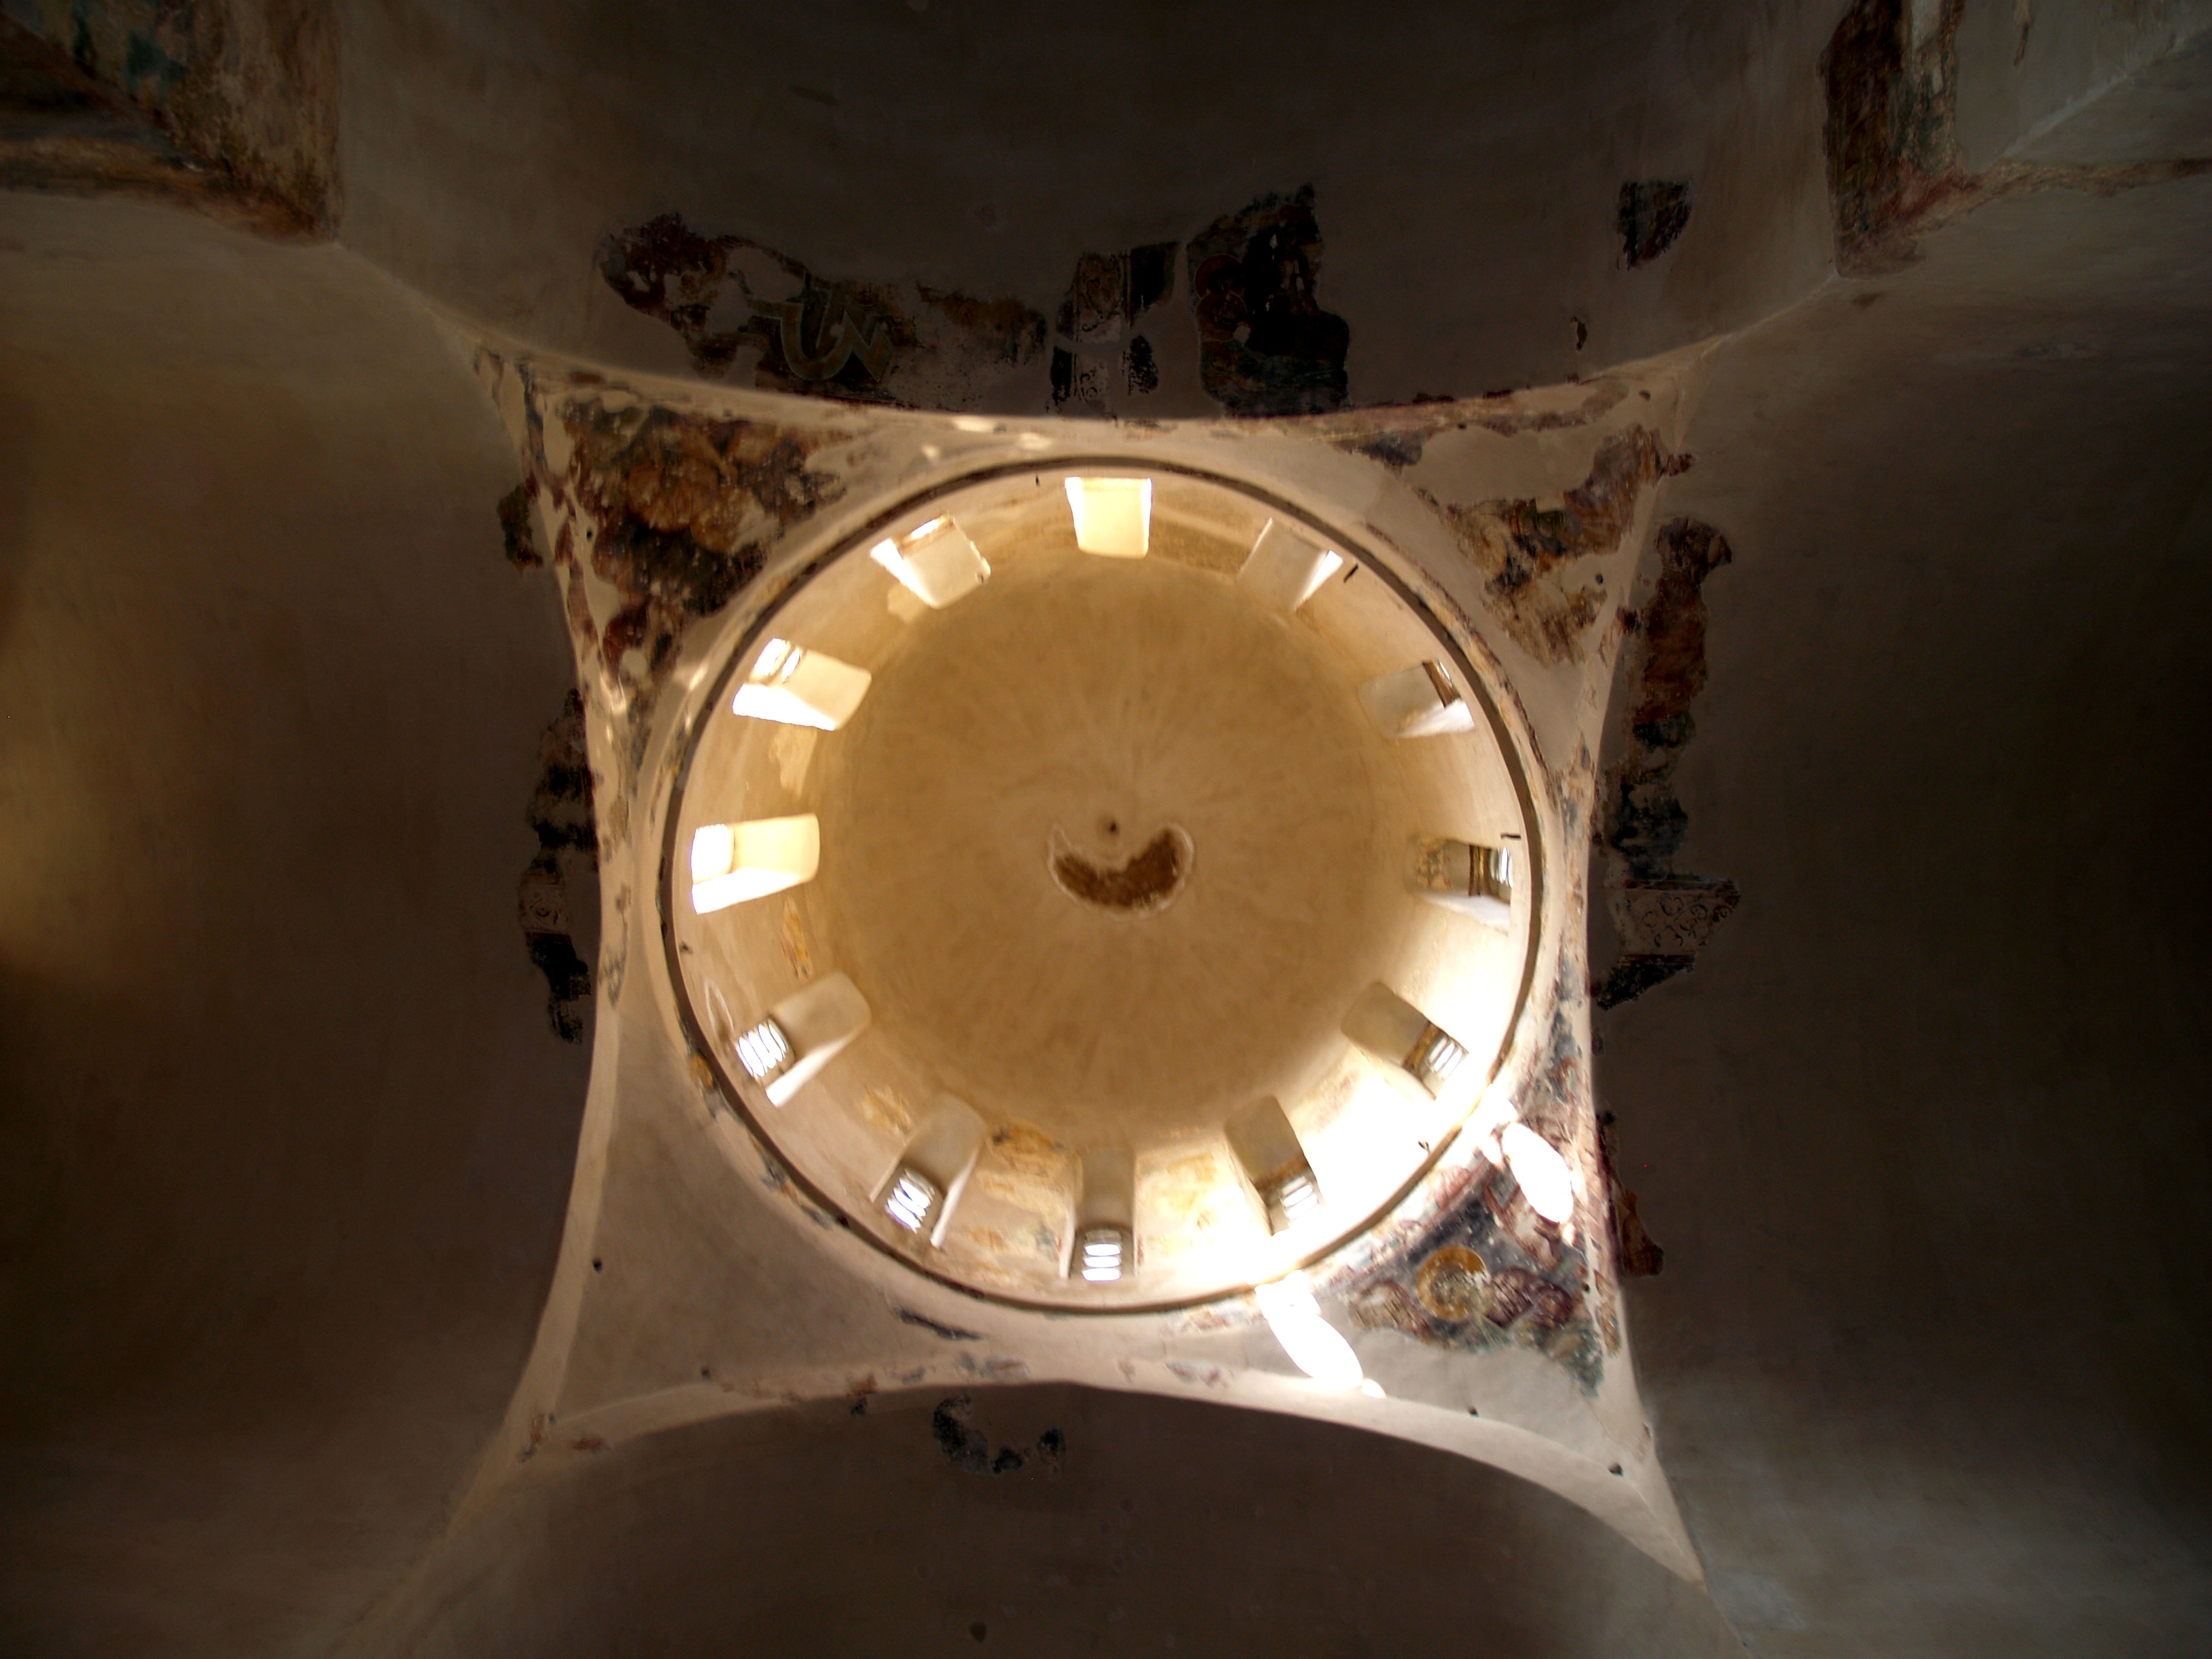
xmin=1047 ymin=822 xmax=1193 ymax=916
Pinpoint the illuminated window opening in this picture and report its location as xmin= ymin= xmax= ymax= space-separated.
xmin=1357 ymin=660 xmax=1480 ymax=739
xmin=731 ymin=638 xmax=872 ymax=731
xmin=734 ymin=1017 xmax=795 ymax=1087
xmin=1406 ymin=1025 xmax=1468 ymax=1093
xmin=1065 ymin=476 xmax=1152 ymax=557
xmin=1406 ymin=836 xmax=1515 ymax=927
xmin=884 ymin=1166 xmax=943 ymax=1233
xmin=1067 ymin=1145 xmax=1136 ymax=1283
xmin=1502 ymin=1122 xmax=1576 ymax=1224
xmin=1343 ymin=982 xmax=1471 ymax=1101
xmin=1236 ymin=518 xmax=1344 ymax=613
xmin=1226 ymin=1097 xmax=1325 ymax=1235
xmin=737 ymin=972 xmax=872 ymax=1107
xmin=1254 ymin=1273 xmax=1366 ymax=1390
xmin=869 ymin=516 xmax=991 ymax=609
xmin=1077 ymin=1225 xmax=1131 ymax=1283
xmin=878 ymin=1095 xmax=987 ymax=1246
xmin=689 ymin=815 xmax=820 ymax=913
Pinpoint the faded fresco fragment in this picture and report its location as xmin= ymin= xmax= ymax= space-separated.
xmin=1820 ymin=0 xmax=2209 ymax=274
xmin=0 ymin=9 xmax=329 ymax=233
xmin=5 ymin=0 xmax=337 ymax=227
xmin=1048 ymin=241 xmax=1177 ymax=414
xmin=1419 ymin=427 xmax=1689 ymax=665
xmin=519 ymin=690 xmax=598 ymax=1043
xmin=565 ymin=402 xmax=846 ymax=689
xmin=599 ymin=213 xmax=1046 ymax=408
xmin=1187 ymin=186 xmax=1350 ymax=417
xmin=1594 ymin=516 xmax=1738 ymax=1008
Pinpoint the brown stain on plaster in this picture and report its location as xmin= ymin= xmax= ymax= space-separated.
xmin=1595 ymin=517 xmax=1738 ymax=1009
xmin=1597 ymin=1111 xmax=1664 ymax=1279
xmin=1820 ymin=0 xmax=2211 ymax=274
xmin=1048 ymin=825 xmax=1191 ymax=915
xmin=0 ymin=10 xmax=329 ymax=234
xmin=895 ymin=1307 xmax=984 ymax=1342
xmin=599 ymin=212 xmax=1047 ymax=405
xmin=1418 ymin=427 xmax=1688 ymax=665
xmin=1165 ymin=1359 xmax=1228 ymax=1389
xmin=860 ymin=1086 xmax=915 ymax=1140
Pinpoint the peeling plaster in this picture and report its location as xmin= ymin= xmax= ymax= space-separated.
xmin=1416 ymin=428 xmax=1689 ymax=666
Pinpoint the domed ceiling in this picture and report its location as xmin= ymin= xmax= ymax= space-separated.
xmin=665 ymin=466 xmax=1542 ymax=1307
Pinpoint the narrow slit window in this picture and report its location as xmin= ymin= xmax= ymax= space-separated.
xmin=1406 ymin=1024 xmax=1469 ymax=1092
xmin=731 ymin=638 xmax=872 ymax=731
xmin=1268 ymin=1167 xmax=1324 ymax=1230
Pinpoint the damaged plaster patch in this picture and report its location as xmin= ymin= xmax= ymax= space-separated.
xmin=1594 ymin=517 xmax=1738 ymax=1009
xmin=519 ymin=690 xmax=598 ymax=1042
xmin=1417 ymin=427 xmax=1689 ymax=665
xmin=599 ymin=212 xmax=1046 ymax=406
xmin=1618 ymin=180 xmax=1693 ymax=266
xmin=1187 ymin=185 xmax=1350 ymax=416
xmin=930 ymin=1395 xmax=1065 ymax=1475
xmin=1820 ymin=0 xmax=2211 ymax=274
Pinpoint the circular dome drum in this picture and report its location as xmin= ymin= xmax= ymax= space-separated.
xmin=662 ymin=464 xmax=1540 ymax=1310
